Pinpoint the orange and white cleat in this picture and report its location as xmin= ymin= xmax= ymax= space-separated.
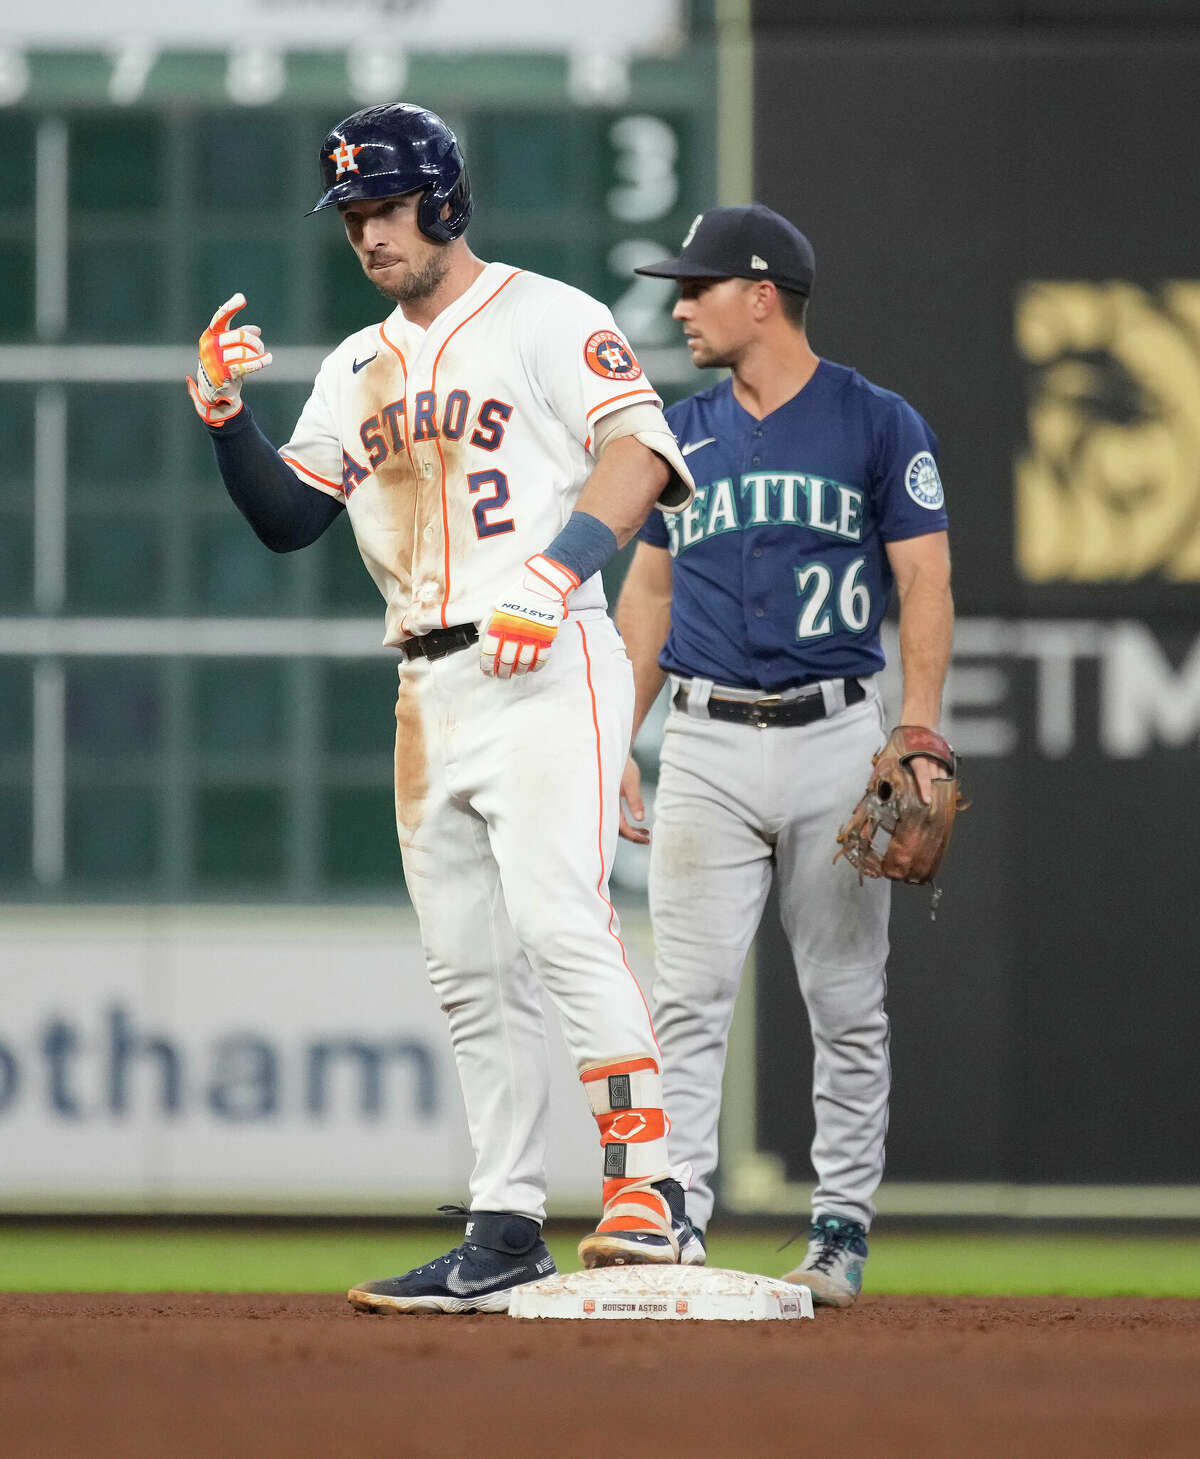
xmin=578 ymin=1176 xmax=687 ymax=1268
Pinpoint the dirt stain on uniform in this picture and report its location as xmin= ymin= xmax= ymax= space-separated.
xmin=370 ymin=422 xmax=419 ymax=596
xmin=394 ymin=676 xmax=428 ymax=844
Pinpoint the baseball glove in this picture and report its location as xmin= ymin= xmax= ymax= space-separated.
xmin=835 ymin=725 xmax=965 ymax=886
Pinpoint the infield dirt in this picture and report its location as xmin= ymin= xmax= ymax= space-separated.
xmin=2 ymin=1294 xmax=1198 ymax=1457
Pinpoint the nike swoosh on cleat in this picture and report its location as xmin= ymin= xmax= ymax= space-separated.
xmin=352 ymin=353 xmax=378 ymax=374
xmin=681 ymin=437 xmax=716 ymax=456
xmin=444 ymin=1261 xmax=509 ymax=1296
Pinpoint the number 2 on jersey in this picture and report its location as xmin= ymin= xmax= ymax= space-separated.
xmin=468 ymin=469 xmax=515 ymax=538
xmin=794 ymin=557 xmax=870 ymax=638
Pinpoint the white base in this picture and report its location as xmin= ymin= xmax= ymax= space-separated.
xmin=508 ymin=1264 xmax=815 ymax=1321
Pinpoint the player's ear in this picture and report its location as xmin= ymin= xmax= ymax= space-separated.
xmin=752 ymin=280 xmax=777 ymax=320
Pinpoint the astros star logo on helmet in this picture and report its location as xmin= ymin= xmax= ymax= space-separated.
xmin=329 ymin=142 xmax=362 ymax=178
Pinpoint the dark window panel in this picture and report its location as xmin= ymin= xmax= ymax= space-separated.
xmin=313 ymin=518 xmax=384 ymax=614
xmin=0 ymin=788 xmax=31 ymax=883
xmin=66 ymin=512 xmax=165 ymax=611
xmin=316 ymin=238 xmax=375 ymax=342
xmin=66 ymin=660 xmax=162 ymax=755
xmin=321 ymin=787 xmax=404 ymax=891
xmin=181 ymin=411 xmax=222 ymax=479
xmin=0 ymin=663 xmax=32 ymax=749
xmin=191 ymin=243 xmax=291 ymax=348
xmin=249 ymin=385 xmax=314 ymax=447
xmin=195 ymin=785 xmax=285 ymax=885
xmin=191 ymin=517 xmax=294 ymax=612
xmin=0 ymin=388 xmax=34 ymax=489
xmin=0 ymin=111 xmax=33 ymax=173
xmin=68 ymin=387 xmax=169 ymax=492
xmin=193 ymin=660 xmax=286 ymax=754
xmin=66 ymin=786 xmax=159 ymax=882
xmin=321 ymin=664 xmax=396 ymax=756
xmin=193 ymin=113 xmax=293 ymax=211
xmin=0 ymin=243 xmax=34 ymax=338
xmin=471 ymin=112 xmax=572 ymax=209
xmin=69 ymin=243 xmax=166 ymax=340
xmin=0 ymin=512 xmax=32 ymax=610
xmin=70 ymin=115 xmax=165 ymax=212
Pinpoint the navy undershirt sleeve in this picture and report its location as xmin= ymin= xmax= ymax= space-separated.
xmin=205 ymin=406 xmax=343 ymax=553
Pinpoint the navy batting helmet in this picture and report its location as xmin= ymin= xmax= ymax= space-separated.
xmin=309 ymin=103 xmax=473 ymax=243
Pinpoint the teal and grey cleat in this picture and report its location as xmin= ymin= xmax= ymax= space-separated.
xmin=782 ymin=1213 xmax=868 ymax=1308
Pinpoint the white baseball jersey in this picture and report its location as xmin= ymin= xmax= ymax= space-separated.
xmin=280 ymin=262 xmax=664 ymax=644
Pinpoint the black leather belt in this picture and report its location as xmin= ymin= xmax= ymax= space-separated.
xmin=673 ymin=676 xmax=865 ymax=727
xmin=399 ymin=623 xmax=479 ymax=662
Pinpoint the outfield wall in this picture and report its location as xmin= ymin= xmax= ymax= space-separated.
xmin=0 ymin=906 xmax=608 ymax=1215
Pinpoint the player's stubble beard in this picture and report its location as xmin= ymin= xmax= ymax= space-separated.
xmin=369 ymin=251 xmax=451 ymax=305
xmin=686 ymin=337 xmax=740 ymax=372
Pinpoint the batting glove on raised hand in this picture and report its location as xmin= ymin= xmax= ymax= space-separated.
xmin=480 ymin=554 xmax=580 ymax=679
xmin=186 ymin=293 xmax=273 ymax=426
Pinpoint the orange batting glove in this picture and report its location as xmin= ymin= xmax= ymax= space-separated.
xmin=186 ymin=293 xmax=274 ymax=426
xmin=480 ymin=554 xmax=580 ymax=679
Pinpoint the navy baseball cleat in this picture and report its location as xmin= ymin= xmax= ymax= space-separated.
xmin=676 ymin=1211 xmax=707 ymax=1267
xmin=783 ymin=1213 xmax=869 ymax=1307
xmin=348 ymin=1211 xmax=556 ymax=1314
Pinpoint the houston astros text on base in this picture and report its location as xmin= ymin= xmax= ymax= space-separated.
xmin=187 ymin=102 xmax=700 ymax=1313
xmin=616 ymin=204 xmax=955 ymax=1307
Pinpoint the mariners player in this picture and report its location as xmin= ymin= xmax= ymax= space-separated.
xmin=615 ymin=204 xmax=954 ymax=1306
xmin=186 ymin=104 xmax=697 ymax=1312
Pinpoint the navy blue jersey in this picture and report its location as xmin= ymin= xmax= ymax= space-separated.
xmin=638 ymin=360 xmax=948 ymax=691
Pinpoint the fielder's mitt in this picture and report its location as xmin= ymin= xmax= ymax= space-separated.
xmin=835 ymin=725 xmax=965 ymax=886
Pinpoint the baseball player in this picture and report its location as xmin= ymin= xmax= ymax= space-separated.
xmin=186 ymin=104 xmax=697 ymax=1313
xmin=615 ymin=204 xmax=954 ymax=1306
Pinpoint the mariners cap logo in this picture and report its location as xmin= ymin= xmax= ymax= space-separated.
xmin=681 ymin=213 xmax=702 ymax=248
xmin=905 ymin=451 xmax=945 ymax=509
xmin=329 ymin=141 xmax=362 ymax=178
xmin=584 ymin=329 xmax=643 ymax=382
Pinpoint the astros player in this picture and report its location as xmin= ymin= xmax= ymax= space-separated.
xmin=186 ymin=104 xmax=697 ymax=1312
xmin=615 ymin=205 xmax=954 ymax=1306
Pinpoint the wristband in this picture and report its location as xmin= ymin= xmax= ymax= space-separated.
xmin=543 ymin=512 xmax=619 ymax=586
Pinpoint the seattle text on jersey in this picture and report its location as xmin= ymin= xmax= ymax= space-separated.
xmin=661 ymin=472 xmax=864 ymax=556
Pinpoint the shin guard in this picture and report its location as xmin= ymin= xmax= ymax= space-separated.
xmin=580 ymin=1055 xmax=674 ymax=1239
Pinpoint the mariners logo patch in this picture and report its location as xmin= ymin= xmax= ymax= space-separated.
xmin=905 ymin=451 xmax=945 ymax=509
xmin=584 ymin=330 xmax=643 ymax=382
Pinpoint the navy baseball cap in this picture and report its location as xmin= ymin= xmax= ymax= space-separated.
xmin=634 ymin=204 xmax=815 ymax=295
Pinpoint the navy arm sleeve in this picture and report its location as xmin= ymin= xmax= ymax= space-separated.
xmin=205 ymin=407 xmax=344 ymax=553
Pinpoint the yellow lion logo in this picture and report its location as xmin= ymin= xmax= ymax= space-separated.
xmin=1015 ymin=281 xmax=1200 ymax=581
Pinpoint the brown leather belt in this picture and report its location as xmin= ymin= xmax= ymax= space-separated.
xmin=673 ymin=676 xmax=865 ymax=727
xmin=399 ymin=624 xmax=479 ymax=662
